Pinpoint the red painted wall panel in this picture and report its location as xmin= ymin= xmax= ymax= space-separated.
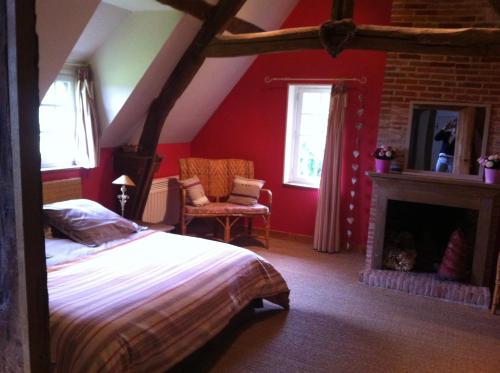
xmin=154 ymin=143 xmax=192 ymax=178
xmin=192 ymin=0 xmax=392 ymax=247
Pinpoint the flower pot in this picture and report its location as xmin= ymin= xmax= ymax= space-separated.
xmin=375 ymin=158 xmax=391 ymax=173
xmin=484 ymin=168 xmax=500 ymax=184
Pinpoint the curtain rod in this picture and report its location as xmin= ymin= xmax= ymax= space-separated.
xmin=264 ymin=76 xmax=367 ymax=84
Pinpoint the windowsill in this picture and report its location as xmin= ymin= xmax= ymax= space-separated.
xmin=41 ymin=165 xmax=81 ymax=172
xmin=283 ymin=181 xmax=319 ymax=189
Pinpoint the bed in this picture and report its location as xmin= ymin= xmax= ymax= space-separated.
xmin=43 ymin=179 xmax=290 ymax=372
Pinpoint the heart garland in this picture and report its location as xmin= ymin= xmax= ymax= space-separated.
xmin=346 ymin=91 xmax=365 ymax=251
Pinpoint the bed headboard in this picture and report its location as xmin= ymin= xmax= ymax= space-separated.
xmin=42 ymin=178 xmax=82 ymax=204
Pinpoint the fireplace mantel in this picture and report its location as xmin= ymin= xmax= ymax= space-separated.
xmin=368 ymin=172 xmax=500 ymax=193
xmin=366 ymin=171 xmax=500 ymax=287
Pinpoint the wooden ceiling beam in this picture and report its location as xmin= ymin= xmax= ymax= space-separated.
xmin=158 ymin=0 xmax=263 ymax=34
xmin=490 ymin=0 xmax=500 ymax=16
xmin=332 ymin=0 xmax=355 ymax=20
xmin=122 ymin=0 xmax=247 ymax=220
xmin=205 ymin=20 xmax=500 ymax=58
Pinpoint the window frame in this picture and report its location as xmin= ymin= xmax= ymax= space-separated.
xmin=283 ymin=84 xmax=332 ymax=188
xmin=39 ymin=70 xmax=79 ymax=170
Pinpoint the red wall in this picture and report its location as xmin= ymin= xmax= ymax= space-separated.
xmin=192 ymin=0 xmax=392 ymax=247
xmin=154 ymin=143 xmax=192 ymax=178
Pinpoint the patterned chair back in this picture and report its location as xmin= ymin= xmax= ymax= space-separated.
xmin=179 ymin=158 xmax=254 ymax=199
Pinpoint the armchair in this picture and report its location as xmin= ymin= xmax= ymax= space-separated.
xmin=179 ymin=158 xmax=272 ymax=248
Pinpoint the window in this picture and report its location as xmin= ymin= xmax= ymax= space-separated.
xmin=283 ymin=84 xmax=331 ymax=187
xmin=39 ymin=72 xmax=78 ymax=169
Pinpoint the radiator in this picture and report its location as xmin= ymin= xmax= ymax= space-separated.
xmin=142 ymin=177 xmax=179 ymax=224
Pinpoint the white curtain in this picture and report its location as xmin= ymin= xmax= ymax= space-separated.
xmin=75 ymin=67 xmax=100 ymax=169
xmin=313 ymin=86 xmax=348 ymax=253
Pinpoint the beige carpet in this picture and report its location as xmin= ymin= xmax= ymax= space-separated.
xmin=172 ymin=237 xmax=500 ymax=373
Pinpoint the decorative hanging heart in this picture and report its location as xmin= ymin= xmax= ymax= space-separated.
xmin=349 ymin=203 xmax=354 ymax=210
xmin=357 ymin=108 xmax=364 ymax=117
xmin=350 ymin=190 xmax=356 ymax=198
xmin=347 ymin=217 xmax=354 ymax=225
xmin=353 ymin=150 xmax=360 ymax=158
xmin=358 ymin=94 xmax=364 ymax=103
xmin=352 ymin=177 xmax=357 ymax=185
xmin=346 ymin=242 xmax=350 ymax=249
xmin=356 ymin=122 xmax=363 ymax=130
xmin=347 ymin=229 xmax=352 ymax=237
xmin=352 ymin=164 xmax=359 ymax=171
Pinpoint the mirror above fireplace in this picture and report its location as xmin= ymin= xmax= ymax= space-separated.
xmin=405 ymin=102 xmax=490 ymax=178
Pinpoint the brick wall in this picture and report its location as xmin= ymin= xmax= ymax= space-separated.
xmin=379 ymin=0 xmax=500 ymax=155
xmin=366 ymin=0 xmax=500 ymax=267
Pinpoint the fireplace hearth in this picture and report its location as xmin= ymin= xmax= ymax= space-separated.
xmin=362 ymin=172 xmax=500 ymax=308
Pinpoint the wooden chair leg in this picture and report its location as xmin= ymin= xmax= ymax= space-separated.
xmin=224 ymin=216 xmax=231 ymax=243
xmin=264 ymin=215 xmax=270 ymax=249
xmin=181 ymin=216 xmax=187 ymax=236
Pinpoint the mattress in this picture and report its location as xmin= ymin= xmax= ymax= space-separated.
xmin=47 ymin=231 xmax=289 ymax=372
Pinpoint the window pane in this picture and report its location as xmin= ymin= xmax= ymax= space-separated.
xmin=299 ymin=113 xmax=328 ymax=136
xmin=297 ymin=135 xmax=325 ymax=178
xmin=302 ymin=91 xmax=330 ymax=115
xmin=39 ymin=72 xmax=77 ymax=169
xmin=40 ymin=132 xmax=76 ymax=166
xmin=284 ymin=84 xmax=331 ymax=187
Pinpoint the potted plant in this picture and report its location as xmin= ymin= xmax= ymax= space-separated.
xmin=478 ymin=154 xmax=500 ymax=184
xmin=373 ymin=145 xmax=396 ymax=173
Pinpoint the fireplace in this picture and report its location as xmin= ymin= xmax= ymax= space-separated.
xmin=383 ymin=201 xmax=477 ymax=276
xmin=362 ymin=172 xmax=500 ymax=308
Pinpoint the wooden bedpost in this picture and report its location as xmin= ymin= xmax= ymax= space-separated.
xmin=0 ymin=0 xmax=50 ymax=371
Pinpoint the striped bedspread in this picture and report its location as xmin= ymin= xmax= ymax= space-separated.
xmin=48 ymin=231 xmax=289 ymax=372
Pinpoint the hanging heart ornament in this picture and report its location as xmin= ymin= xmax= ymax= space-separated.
xmin=349 ymin=203 xmax=354 ymax=210
xmin=347 ymin=217 xmax=354 ymax=225
xmin=350 ymin=190 xmax=356 ymax=198
xmin=347 ymin=230 xmax=352 ymax=237
xmin=351 ymin=177 xmax=357 ymax=185
xmin=352 ymin=164 xmax=359 ymax=171
xmin=353 ymin=150 xmax=360 ymax=158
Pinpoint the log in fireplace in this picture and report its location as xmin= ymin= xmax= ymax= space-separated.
xmin=362 ymin=172 xmax=500 ymax=307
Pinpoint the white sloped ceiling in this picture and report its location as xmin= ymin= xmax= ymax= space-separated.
xmin=39 ymin=0 xmax=299 ymax=148
xmin=100 ymin=0 xmax=300 ymax=147
xmin=37 ymin=0 xmax=100 ymax=98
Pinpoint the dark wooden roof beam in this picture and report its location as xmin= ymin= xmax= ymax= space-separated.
xmin=205 ymin=19 xmax=500 ymax=58
xmin=123 ymin=0 xmax=247 ymax=219
xmin=332 ymin=0 xmax=355 ymax=20
xmin=158 ymin=0 xmax=263 ymax=34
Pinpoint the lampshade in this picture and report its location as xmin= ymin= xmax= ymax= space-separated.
xmin=112 ymin=175 xmax=136 ymax=187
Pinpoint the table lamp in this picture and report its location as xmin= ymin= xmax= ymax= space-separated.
xmin=112 ymin=175 xmax=135 ymax=216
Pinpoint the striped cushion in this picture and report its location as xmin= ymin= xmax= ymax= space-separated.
xmin=227 ymin=176 xmax=264 ymax=206
xmin=180 ymin=176 xmax=210 ymax=206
